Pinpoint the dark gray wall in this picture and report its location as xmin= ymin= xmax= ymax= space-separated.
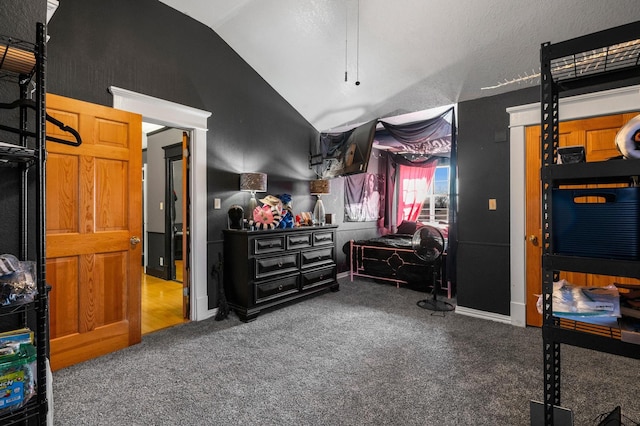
xmin=0 ymin=1 xmax=46 ymax=258
xmin=1 ymin=0 xmax=44 ymax=40
xmin=146 ymin=232 xmax=165 ymax=278
xmin=456 ymin=87 xmax=538 ymax=315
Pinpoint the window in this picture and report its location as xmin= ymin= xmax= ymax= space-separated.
xmin=418 ymin=166 xmax=449 ymax=224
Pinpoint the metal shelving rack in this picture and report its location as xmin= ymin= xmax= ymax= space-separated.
xmin=540 ymin=21 xmax=640 ymax=425
xmin=0 ymin=23 xmax=48 ymax=425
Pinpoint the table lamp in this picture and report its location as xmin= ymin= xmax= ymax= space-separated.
xmin=240 ymin=172 xmax=267 ymax=218
xmin=310 ymin=179 xmax=330 ymax=226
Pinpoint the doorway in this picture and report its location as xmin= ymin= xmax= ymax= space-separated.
xmin=508 ymin=84 xmax=640 ymax=327
xmin=524 ymin=112 xmax=640 ymax=327
xmin=142 ymin=127 xmax=189 ymax=334
xmin=111 ymin=86 xmax=213 ymax=322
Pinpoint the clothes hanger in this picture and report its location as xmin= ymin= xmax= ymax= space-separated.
xmin=0 ymin=99 xmax=82 ymax=146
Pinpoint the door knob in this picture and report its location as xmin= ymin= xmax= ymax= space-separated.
xmin=130 ymin=236 xmax=141 ymax=245
xmin=528 ymin=235 xmax=538 ymax=245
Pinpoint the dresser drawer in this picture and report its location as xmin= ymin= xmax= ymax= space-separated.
xmin=254 ymin=253 xmax=299 ymax=279
xmin=255 ymin=275 xmax=299 ymax=303
xmin=301 ymin=247 xmax=334 ymax=268
xmin=313 ymin=231 xmax=334 ymax=246
xmin=301 ymin=266 xmax=335 ymax=290
xmin=223 ymin=226 xmax=337 ymax=322
xmin=253 ymin=236 xmax=285 ymax=254
xmin=287 ymin=233 xmax=311 ymax=250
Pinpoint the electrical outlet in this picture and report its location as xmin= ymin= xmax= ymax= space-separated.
xmin=489 ymin=198 xmax=497 ymax=210
xmin=214 ymin=198 xmax=221 ymax=209
xmin=159 ymin=257 xmax=164 ymax=266
xmin=160 ymin=202 xmax=164 ymax=210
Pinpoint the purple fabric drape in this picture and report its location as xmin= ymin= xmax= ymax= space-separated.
xmin=377 ymin=108 xmax=453 ymax=159
xmin=378 ymin=108 xmax=453 ymax=230
xmin=316 ymin=108 xmax=453 ymax=177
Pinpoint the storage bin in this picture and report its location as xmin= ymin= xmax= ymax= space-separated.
xmin=552 ymin=187 xmax=640 ymax=260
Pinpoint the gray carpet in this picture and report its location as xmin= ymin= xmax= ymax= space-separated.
xmin=52 ymin=278 xmax=639 ymax=425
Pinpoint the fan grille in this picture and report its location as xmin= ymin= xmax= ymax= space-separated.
xmin=411 ymin=225 xmax=445 ymax=262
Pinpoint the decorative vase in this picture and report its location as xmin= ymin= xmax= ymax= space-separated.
xmin=313 ymin=196 xmax=326 ymax=226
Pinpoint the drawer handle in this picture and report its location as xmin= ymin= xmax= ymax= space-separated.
xmin=278 ymin=261 xmax=283 ymax=268
xmin=319 ymin=274 xmax=323 ymax=280
xmin=278 ymin=285 xmax=283 ymax=291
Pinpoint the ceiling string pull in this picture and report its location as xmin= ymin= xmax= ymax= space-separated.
xmin=355 ymin=0 xmax=360 ymax=86
xmin=344 ymin=1 xmax=348 ymax=82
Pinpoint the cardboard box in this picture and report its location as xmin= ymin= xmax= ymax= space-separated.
xmin=619 ymin=317 xmax=640 ymax=344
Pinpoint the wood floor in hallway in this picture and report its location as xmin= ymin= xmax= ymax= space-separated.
xmin=142 ymin=261 xmax=189 ymax=335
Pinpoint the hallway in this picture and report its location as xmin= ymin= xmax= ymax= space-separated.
xmin=141 ymin=261 xmax=189 ymax=335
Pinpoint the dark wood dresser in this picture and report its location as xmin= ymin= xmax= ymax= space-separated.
xmin=223 ymin=225 xmax=339 ymax=322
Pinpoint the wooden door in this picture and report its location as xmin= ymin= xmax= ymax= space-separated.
xmin=181 ymin=131 xmax=190 ymax=318
xmin=45 ymin=94 xmax=142 ymax=370
xmin=525 ymin=112 xmax=640 ymax=326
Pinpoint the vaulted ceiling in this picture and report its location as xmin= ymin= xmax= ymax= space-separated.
xmin=157 ymin=0 xmax=639 ymax=131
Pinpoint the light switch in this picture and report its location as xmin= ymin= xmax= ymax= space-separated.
xmin=160 ymin=201 xmax=164 ymax=210
xmin=489 ymin=198 xmax=497 ymax=210
xmin=214 ymin=198 xmax=221 ymax=209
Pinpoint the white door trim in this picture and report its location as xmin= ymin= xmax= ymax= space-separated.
xmin=110 ymin=86 xmax=214 ymax=321
xmin=507 ymin=84 xmax=640 ymax=327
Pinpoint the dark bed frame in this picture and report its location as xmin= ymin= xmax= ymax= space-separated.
xmin=349 ymin=239 xmax=453 ymax=299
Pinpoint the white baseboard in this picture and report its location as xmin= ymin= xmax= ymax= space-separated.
xmin=195 ymin=296 xmax=217 ymax=321
xmin=510 ymin=301 xmax=526 ymax=327
xmin=47 ymin=358 xmax=53 ymax=425
xmin=455 ymin=305 xmax=512 ymax=325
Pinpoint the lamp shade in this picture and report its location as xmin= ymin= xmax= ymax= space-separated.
xmin=310 ymin=179 xmax=330 ymax=195
xmin=240 ymin=173 xmax=267 ymax=192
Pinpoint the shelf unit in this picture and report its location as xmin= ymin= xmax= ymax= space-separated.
xmin=0 ymin=24 xmax=48 ymax=425
xmin=540 ymin=21 xmax=640 ymax=425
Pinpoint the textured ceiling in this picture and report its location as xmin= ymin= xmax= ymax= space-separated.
xmin=157 ymin=0 xmax=640 ymax=131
